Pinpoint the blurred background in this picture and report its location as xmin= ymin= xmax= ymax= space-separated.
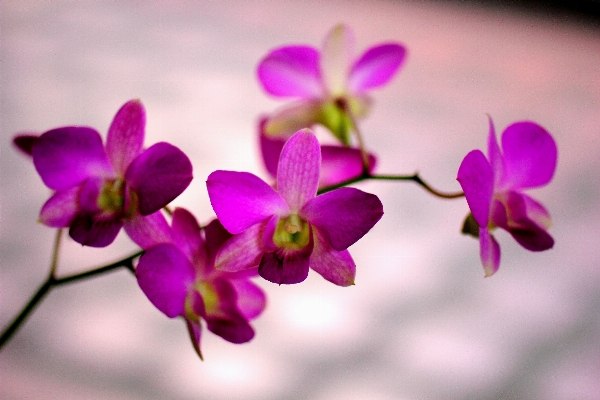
xmin=1 ymin=1 xmax=599 ymax=399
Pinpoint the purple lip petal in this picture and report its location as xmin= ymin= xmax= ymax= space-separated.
xmin=185 ymin=319 xmax=203 ymax=360
xmin=479 ymin=228 xmax=500 ymax=277
xmin=32 ymin=127 xmax=114 ymax=191
xmin=123 ymin=211 xmax=172 ymax=250
xmin=39 ymin=186 xmax=81 ymax=228
xmin=257 ymin=45 xmax=322 ymax=98
xmin=349 ymin=43 xmax=406 ymax=93
xmin=171 ymin=208 xmax=203 ymax=261
xmin=69 ymin=214 xmax=123 ymax=247
xmin=500 ymin=121 xmax=557 ymax=190
xmin=259 ymin=250 xmax=311 ymax=285
xmin=106 ymin=99 xmax=146 ymax=176
xmin=508 ymin=223 xmax=555 ymax=252
xmin=207 ymin=170 xmax=288 ymax=234
xmin=309 ymin=228 xmax=356 ymax=286
xmin=13 ymin=133 xmax=40 ymax=157
xmin=457 ymin=149 xmax=494 ymax=228
xmin=206 ymin=316 xmax=255 ymax=344
xmin=320 ymin=145 xmax=377 ymax=187
xmin=521 ymin=193 xmax=552 ymax=230
xmin=229 ymin=279 xmax=267 ymax=320
xmin=214 ymin=222 xmax=266 ymax=272
xmin=302 ymin=187 xmax=383 ymax=251
xmin=126 ymin=142 xmax=193 ymax=215
xmin=277 ymin=129 xmax=321 ymax=211
xmin=136 ymin=243 xmax=195 ymax=318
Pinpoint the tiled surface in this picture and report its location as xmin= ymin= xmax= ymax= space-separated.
xmin=1 ymin=1 xmax=600 ymax=399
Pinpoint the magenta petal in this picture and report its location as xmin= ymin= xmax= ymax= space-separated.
xmin=259 ymin=250 xmax=310 ymax=285
xmin=106 ymin=99 xmax=146 ymax=176
xmin=171 ymin=208 xmax=203 ymax=261
xmin=257 ymin=45 xmax=323 ymax=98
xmin=185 ymin=319 xmax=203 ymax=360
xmin=503 ymin=191 xmax=554 ymax=251
xmin=229 ymin=280 xmax=266 ymax=320
xmin=123 ymin=211 xmax=172 ymax=250
xmin=309 ymin=228 xmax=356 ymax=286
xmin=126 ymin=142 xmax=193 ymax=215
xmin=349 ymin=43 xmax=406 ymax=93
xmin=32 ymin=127 xmax=113 ymax=190
xmin=277 ymin=129 xmax=321 ymax=211
xmin=206 ymin=316 xmax=255 ymax=344
xmin=521 ymin=193 xmax=552 ymax=230
xmin=302 ymin=187 xmax=383 ymax=251
xmin=79 ymin=177 xmax=102 ymax=213
xmin=215 ymin=223 xmax=266 ymax=272
xmin=500 ymin=122 xmax=557 ymax=190
xmin=203 ymin=219 xmax=233 ymax=269
xmin=207 ymin=170 xmax=288 ymax=234
xmin=457 ymin=150 xmax=494 ymax=227
xmin=259 ymin=121 xmax=286 ymax=178
xmin=13 ymin=134 xmax=40 ymax=157
xmin=136 ymin=244 xmax=195 ymax=318
xmin=480 ymin=228 xmax=500 ymax=277
xmin=69 ymin=214 xmax=123 ymax=247
xmin=39 ymin=186 xmax=81 ymax=227
xmin=320 ymin=145 xmax=376 ymax=187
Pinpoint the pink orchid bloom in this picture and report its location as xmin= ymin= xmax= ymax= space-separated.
xmin=19 ymin=100 xmax=192 ymax=247
xmin=457 ymin=118 xmax=557 ymax=277
xmin=207 ymin=129 xmax=383 ymax=285
xmin=258 ymin=117 xmax=377 ymax=188
xmin=136 ymin=209 xmax=266 ymax=359
xmin=257 ymin=24 xmax=406 ymax=144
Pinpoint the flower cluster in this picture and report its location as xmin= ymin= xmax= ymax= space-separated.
xmin=5 ymin=24 xmax=558 ymax=359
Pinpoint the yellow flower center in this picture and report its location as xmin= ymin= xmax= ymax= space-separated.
xmin=273 ymin=214 xmax=310 ymax=250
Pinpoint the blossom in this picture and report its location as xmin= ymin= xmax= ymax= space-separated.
xmin=136 ymin=209 xmax=266 ymax=359
xmin=257 ymin=24 xmax=406 ymax=144
xmin=457 ymin=118 xmax=557 ymax=276
xmin=206 ymin=129 xmax=383 ymax=285
xmin=258 ymin=117 xmax=377 ymax=188
xmin=27 ymin=99 xmax=193 ymax=247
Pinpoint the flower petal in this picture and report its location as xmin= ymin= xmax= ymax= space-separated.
xmin=124 ymin=211 xmax=172 ymax=250
xmin=207 ymin=170 xmax=288 ymax=234
xmin=486 ymin=116 xmax=504 ymax=185
xmin=503 ymin=191 xmax=554 ymax=251
xmin=136 ymin=243 xmax=195 ymax=318
xmin=229 ymin=279 xmax=266 ymax=320
xmin=258 ymin=250 xmax=311 ymax=285
xmin=259 ymin=120 xmax=286 ymax=178
xmin=309 ymin=228 xmax=356 ymax=286
xmin=457 ymin=149 xmax=494 ymax=227
xmin=348 ymin=43 xmax=406 ymax=93
xmin=277 ymin=129 xmax=320 ymax=211
xmin=69 ymin=214 xmax=123 ymax=247
xmin=171 ymin=208 xmax=203 ymax=262
xmin=32 ymin=127 xmax=113 ymax=190
xmin=206 ymin=316 xmax=255 ymax=344
xmin=321 ymin=24 xmax=354 ymax=96
xmin=257 ymin=45 xmax=323 ymax=98
xmin=106 ymin=99 xmax=146 ymax=176
xmin=263 ymin=101 xmax=324 ymax=137
xmin=301 ymin=187 xmax=383 ymax=251
xmin=125 ymin=142 xmax=193 ymax=215
xmin=203 ymin=219 xmax=233 ymax=269
xmin=521 ymin=193 xmax=552 ymax=230
xmin=39 ymin=186 xmax=81 ymax=227
xmin=500 ymin=121 xmax=557 ymax=190
xmin=320 ymin=145 xmax=376 ymax=187
xmin=215 ymin=222 xmax=266 ymax=272
xmin=480 ymin=228 xmax=500 ymax=277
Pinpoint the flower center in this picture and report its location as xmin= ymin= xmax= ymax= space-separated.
xmin=273 ymin=214 xmax=310 ymax=250
xmin=96 ymin=178 xmax=137 ymax=217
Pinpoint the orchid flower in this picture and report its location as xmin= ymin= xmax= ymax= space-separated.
xmin=457 ymin=118 xmax=557 ymax=276
xmin=207 ymin=129 xmax=383 ymax=285
xmin=258 ymin=118 xmax=377 ymax=188
xmin=23 ymin=99 xmax=193 ymax=247
xmin=136 ymin=209 xmax=266 ymax=359
xmin=257 ymin=24 xmax=406 ymax=144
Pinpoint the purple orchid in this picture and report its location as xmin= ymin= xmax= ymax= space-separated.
xmin=259 ymin=117 xmax=377 ymax=188
xmin=136 ymin=208 xmax=266 ymax=359
xmin=257 ymin=24 xmax=406 ymax=144
xmin=206 ymin=129 xmax=383 ymax=285
xmin=26 ymin=99 xmax=193 ymax=247
xmin=457 ymin=118 xmax=557 ymax=277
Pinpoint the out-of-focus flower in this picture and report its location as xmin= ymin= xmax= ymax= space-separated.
xmin=136 ymin=209 xmax=266 ymax=359
xmin=258 ymin=118 xmax=376 ymax=188
xmin=207 ymin=129 xmax=383 ymax=285
xmin=457 ymin=118 xmax=557 ymax=276
xmin=24 ymin=99 xmax=192 ymax=247
xmin=257 ymin=24 xmax=406 ymax=144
